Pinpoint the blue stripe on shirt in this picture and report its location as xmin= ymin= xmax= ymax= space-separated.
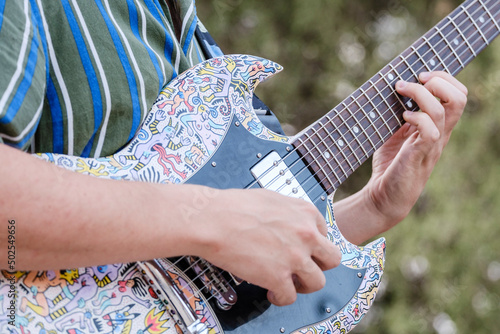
xmin=46 ymin=77 xmax=65 ymax=152
xmin=0 ymin=0 xmax=6 ymax=34
xmin=146 ymin=0 xmax=177 ymax=80
xmin=182 ymin=16 xmax=197 ymax=55
xmin=0 ymin=6 xmax=41 ymax=125
xmin=95 ymin=0 xmax=141 ymax=144
xmin=62 ymin=0 xmax=103 ymax=157
xmin=126 ymin=0 xmax=164 ymax=91
xmin=29 ymin=1 xmax=63 ymax=152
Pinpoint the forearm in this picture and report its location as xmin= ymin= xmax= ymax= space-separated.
xmin=0 ymin=144 xmax=207 ymax=270
xmin=332 ymin=185 xmax=401 ymax=245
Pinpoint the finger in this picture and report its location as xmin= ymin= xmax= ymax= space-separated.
xmin=420 ymin=76 xmax=467 ymax=132
xmin=419 ymin=71 xmax=468 ymax=96
xmin=267 ymin=279 xmax=297 ymax=306
xmin=302 ymin=201 xmax=328 ymax=237
xmin=293 ymin=260 xmax=327 ymax=294
xmin=396 ymin=80 xmax=445 ymax=133
xmin=311 ymin=237 xmax=342 ymax=271
xmin=402 ymin=110 xmax=441 ymax=144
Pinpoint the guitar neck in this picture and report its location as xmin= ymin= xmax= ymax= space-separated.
xmin=293 ymin=0 xmax=500 ymax=195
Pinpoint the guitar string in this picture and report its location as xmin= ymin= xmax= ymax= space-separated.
xmin=151 ymin=0 xmax=499 ymax=306
xmin=299 ymin=0 xmax=500 ymax=203
xmin=241 ymin=0 xmax=485 ymax=195
xmin=190 ymin=1 xmax=500 ymax=304
xmin=162 ymin=0 xmax=498 ymax=303
xmin=249 ymin=0 xmax=493 ymax=197
xmin=205 ymin=0 xmax=500 ymax=294
xmin=246 ymin=0 xmax=497 ymax=202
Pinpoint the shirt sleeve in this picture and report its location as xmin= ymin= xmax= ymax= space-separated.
xmin=0 ymin=1 xmax=47 ymax=150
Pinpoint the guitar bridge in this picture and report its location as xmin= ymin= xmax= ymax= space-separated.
xmin=186 ymin=257 xmax=238 ymax=310
xmin=139 ymin=260 xmax=209 ymax=334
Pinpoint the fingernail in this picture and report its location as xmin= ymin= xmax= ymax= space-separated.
xmin=419 ymin=72 xmax=430 ymax=81
xmin=396 ymin=80 xmax=407 ymax=89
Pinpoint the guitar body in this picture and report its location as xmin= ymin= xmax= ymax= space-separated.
xmin=0 ymin=55 xmax=386 ymax=334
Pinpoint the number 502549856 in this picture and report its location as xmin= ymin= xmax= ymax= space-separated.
xmin=7 ymin=219 xmax=16 ymax=271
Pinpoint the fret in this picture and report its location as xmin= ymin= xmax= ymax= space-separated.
xmin=325 ymin=121 xmax=356 ymax=173
xmin=409 ymin=46 xmax=432 ymax=73
xmin=482 ymin=1 xmax=500 ymax=43
xmin=300 ymin=134 xmax=339 ymax=189
xmin=413 ymin=42 xmax=436 ymax=71
xmin=399 ymin=55 xmax=422 ymax=82
xmin=382 ymin=66 xmax=398 ymax=85
xmin=313 ymin=122 xmax=344 ymax=185
xmin=360 ymin=85 xmax=394 ymax=139
xmin=385 ymin=64 xmax=413 ymax=110
xmin=423 ymin=36 xmax=450 ymax=73
xmin=462 ymin=4 xmax=489 ymax=46
xmin=448 ymin=16 xmax=477 ymax=58
xmin=313 ymin=121 xmax=334 ymax=153
xmin=480 ymin=0 xmax=500 ymax=32
xmin=369 ymin=77 xmax=403 ymax=128
xmin=349 ymin=98 xmax=381 ymax=150
xmin=326 ymin=114 xmax=364 ymax=168
xmin=436 ymin=25 xmax=465 ymax=69
xmin=333 ymin=111 xmax=369 ymax=160
xmin=353 ymin=94 xmax=385 ymax=144
xmin=341 ymin=101 xmax=376 ymax=154
xmin=393 ymin=52 xmax=416 ymax=83
xmin=291 ymin=0 xmax=499 ymax=194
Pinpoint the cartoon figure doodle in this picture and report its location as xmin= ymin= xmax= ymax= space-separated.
xmin=195 ymin=57 xmax=251 ymax=116
xmin=94 ymin=304 xmax=141 ymax=334
xmin=0 ymin=55 xmax=386 ymax=334
xmin=120 ymin=111 xmax=190 ymax=180
xmin=157 ymin=79 xmax=196 ymax=115
xmin=17 ymin=269 xmax=80 ymax=317
xmin=46 ymin=265 xmax=121 ymax=323
xmin=92 ymin=269 xmax=151 ymax=315
xmin=180 ymin=95 xmax=230 ymax=158
xmin=54 ymin=310 xmax=96 ymax=333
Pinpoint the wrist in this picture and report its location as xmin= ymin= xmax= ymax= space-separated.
xmin=333 ymin=184 xmax=401 ymax=245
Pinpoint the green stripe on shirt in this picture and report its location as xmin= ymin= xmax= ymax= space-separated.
xmin=0 ymin=0 xmax=203 ymax=157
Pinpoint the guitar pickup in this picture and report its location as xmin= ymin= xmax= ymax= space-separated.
xmin=251 ymin=151 xmax=312 ymax=202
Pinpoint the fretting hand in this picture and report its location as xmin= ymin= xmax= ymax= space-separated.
xmin=334 ymin=71 xmax=468 ymax=244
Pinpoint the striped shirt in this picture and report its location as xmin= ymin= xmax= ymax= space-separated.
xmin=0 ymin=0 xmax=204 ymax=158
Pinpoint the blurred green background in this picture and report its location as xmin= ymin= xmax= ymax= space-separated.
xmin=198 ymin=0 xmax=500 ymax=333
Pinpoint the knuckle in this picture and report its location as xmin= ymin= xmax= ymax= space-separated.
xmin=431 ymin=129 xmax=441 ymax=143
xmin=288 ymin=248 xmax=304 ymax=265
xmin=298 ymin=225 xmax=317 ymax=243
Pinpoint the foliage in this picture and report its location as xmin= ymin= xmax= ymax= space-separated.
xmin=198 ymin=0 xmax=500 ymax=333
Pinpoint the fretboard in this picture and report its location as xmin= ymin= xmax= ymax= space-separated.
xmin=293 ymin=0 xmax=500 ymax=195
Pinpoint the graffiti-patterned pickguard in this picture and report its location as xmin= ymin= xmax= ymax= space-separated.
xmin=0 ymin=55 xmax=385 ymax=334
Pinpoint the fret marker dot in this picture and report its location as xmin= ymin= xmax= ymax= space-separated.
xmin=388 ymin=73 xmax=394 ymax=81
xmin=430 ymin=59 xmax=436 ymax=66
xmin=369 ymin=111 xmax=376 ymax=119
xmin=480 ymin=16 xmax=485 ymax=23
xmin=338 ymin=139 xmax=345 ymax=147
xmin=453 ymin=39 xmax=459 ymax=46
xmin=324 ymin=151 xmax=331 ymax=159
xmin=407 ymin=101 xmax=413 ymax=108
xmin=353 ymin=126 xmax=360 ymax=134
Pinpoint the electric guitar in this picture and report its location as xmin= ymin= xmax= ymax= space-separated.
xmin=1 ymin=0 xmax=499 ymax=333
